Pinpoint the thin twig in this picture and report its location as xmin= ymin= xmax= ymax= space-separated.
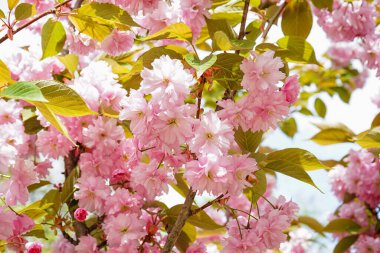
xmin=238 ymin=0 xmax=251 ymax=40
xmin=0 ymin=0 xmax=72 ymax=44
xmin=191 ymin=194 xmax=224 ymax=216
xmin=162 ymin=188 xmax=197 ymax=253
xmin=261 ymin=2 xmax=287 ymax=41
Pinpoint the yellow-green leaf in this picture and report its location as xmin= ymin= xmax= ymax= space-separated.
xmin=141 ymin=23 xmax=193 ymax=43
xmin=214 ymin=31 xmax=255 ymax=51
xmin=314 ymin=97 xmax=327 ymax=118
xmin=324 ymin=219 xmax=361 ymax=233
xmin=68 ymin=13 xmax=113 ymax=41
xmin=356 ymin=127 xmax=380 ymax=148
xmin=7 ymin=0 xmax=19 ymax=10
xmin=185 ymin=54 xmax=217 ymax=78
xmin=281 ymin=0 xmax=313 ymax=38
xmin=58 ymin=54 xmax=79 ymax=74
xmin=310 ymin=0 xmax=333 ymax=11
xmin=0 ymin=9 xmax=5 ymax=19
xmin=0 ymin=81 xmax=47 ymax=102
xmin=298 ymin=215 xmax=325 ymax=236
xmin=280 ymin=117 xmax=298 ymax=138
xmin=234 ymin=127 xmax=263 ymax=154
xmin=333 ymin=235 xmax=359 ymax=253
xmin=33 ymin=80 xmax=96 ymax=117
xmin=277 ymin=36 xmax=319 ymax=65
xmin=24 ymin=224 xmax=47 ymax=240
xmin=41 ymin=19 xmax=66 ymax=59
xmin=311 ymin=128 xmax=355 ymax=145
xmin=0 ymin=60 xmax=12 ymax=87
xmin=15 ymin=3 xmax=36 ymax=20
xmin=32 ymin=102 xmax=74 ymax=144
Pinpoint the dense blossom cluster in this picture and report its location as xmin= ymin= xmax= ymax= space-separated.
xmin=315 ymin=0 xmax=380 ymax=77
xmin=1 ymin=0 xmax=378 ymax=252
xmin=328 ymin=149 xmax=380 ymax=252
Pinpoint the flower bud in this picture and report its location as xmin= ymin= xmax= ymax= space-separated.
xmin=74 ymin=208 xmax=88 ymax=222
xmin=25 ymin=242 xmax=43 ymax=253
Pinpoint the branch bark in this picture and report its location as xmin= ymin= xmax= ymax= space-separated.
xmin=162 ymin=189 xmax=197 ymax=253
xmin=261 ymin=2 xmax=287 ymax=41
xmin=0 ymin=0 xmax=72 ymax=44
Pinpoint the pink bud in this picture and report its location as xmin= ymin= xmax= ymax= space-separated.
xmin=74 ymin=208 xmax=88 ymax=222
xmin=25 ymin=242 xmax=43 ymax=253
xmin=282 ymin=75 xmax=300 ymax=104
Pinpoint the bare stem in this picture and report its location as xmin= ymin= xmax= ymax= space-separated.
xmin=191 ymin=194 xmax=225 ymax=216
xmin=0 ymin=0 xmax=72 ymax=44
xmin=162 ymin=188 xmax=197 ymax=253
xmin=261 ymin=2 xmax=287 ymax=41
xmin=238 ymin=0 xmax=251 ymax=40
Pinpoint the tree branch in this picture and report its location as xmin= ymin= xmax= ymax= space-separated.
xmin=0 ymin=0 xmax=72 ymax=44
xmin=261 ymin=2 xmax=287 ymax=41
xmin=238 ymin=0 xmax=251 ymax=40
xmin=162 ymin=188 xmax=197 ymax=253
xmin=191 ymin=194 xmax=225 ymax=216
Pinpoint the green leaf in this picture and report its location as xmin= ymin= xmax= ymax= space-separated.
xmin=175 ymin=223 xmax=196 ymax=253
xmin=281 ymin=0 xmax=313 ymax=38
xmin=0 ymin=81 xmax=47 ymax=102
xmin=19 ymin=207 xmax=48 ymax=220
xmin=314 ymin=97 xmax=327 ymax=118
xmin=280 ymin=117 xmax=297 ymax=138
xmin=185 ymin=54 xmax=217 ymax=78
xmin=206 ymin=18 xmax=236 ymax=50
xmin=33 ymin=102 xmax=74 ymax=144
xmin=7 ymin=0 xmax=19 ymax=10
xmin=298 ymin=215 xmax=325 ymax=236
xmin=33 ymin=80 xmax=96 ymax=117
xmin=324 ymin=219 xmax=361 ymax=233
xmin=250 ymin=0 xmax=261 ymax=8
xmin=265 ymin=148 xmax=329 ymax=171
xmin=27 ymin=180 xmax=50 ymax=192
xmin=277 ymin=36 xmax=319 ymax=65
xmin=0 ymin=60 xmax=12 ymax=87
xmin=76 ymin=2 xmax=139 ymax=27
xmin=68 ymin=13 xmax=113 ymax=41
xmin=213 ymin=53 xmax=244 ymax=90
xmin=41 ymin=19 xmax=66 ymax=59
xmin=141 ymin=23 xmax=192 ymax=43
xmin=311 ymin=128 xmax=355 ymax=145
xmin=0 ymin=9 xmax=5 ymax=19
xmin=246 ymin=20 xmax=263 ymax=42
xmin=41 ymin=189 xmax=61 ymax=216
xmin=24 ymin=224 xmax=47 ymax=240
xmin=234 ymin=127 xmax=263 ymax=154
xmin=263 ymin=148 xmax=327 ymax=190
xmin=333 ymin=235 xmax=358 ymax=253
xmin=171 ymin=173 xmax=189 ymax=198
xmin=356 ymin=127 xmax=380 ymax=148
xmin=310 ymin=0 xmax=333 ymax=11
xmin=167 ymin=205 xmax=223 ymax=230
xmin=61 ymin=167 xmax=79 ymax=204
xmin=371 ymin=113 xmax=380 ymax=128
xmin=213 ymin=31 xmax=255 ymax=51
xmin=244 ymin=169 xmax=267 ymax=204
xmin=58 ymin=54 xmax=79 ymax=74
xmin=23 ymin=115 xmax=44 ymax=134
xmin=14 ymin=3 xmax=36 ymax=20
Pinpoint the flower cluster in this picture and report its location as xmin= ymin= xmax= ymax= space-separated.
xmin=328 ymin=149 xmax=380 ymax=252
xmin=315 ymin=0 xmax=380 ymax=77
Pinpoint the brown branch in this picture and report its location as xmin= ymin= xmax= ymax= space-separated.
xmin=261 ymin=1 xmax=287 ymax=41
xmin=73 ymin=0 xmax=85 ymax=9
xmin=0 ymin=0 xmax=72 ymax=44
xmin=238 ymin=0 xmax=251 ymax=40
xmin=61 ymin=229 xmax=78 ymax=245
xmin=162 ymin=188 xmax=197 ymax=253
xmin=191 ymin=194 xmax=225 ymax=216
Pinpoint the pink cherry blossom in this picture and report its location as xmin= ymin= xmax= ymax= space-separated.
xmin=12 ymin=214 xmax=35 ymax=235
xmin=104 ymin=213 xmax=145 ymax=247
xmin=26 ymin=242 xmax=43 ymax=253
xmin=0 ymin=207 xmax=17 ymax=240
xmin=139 ymin=1 xmax=180 ymax=33
xmin=51 ymin=235 xmax=76 ymax=253
xmin=354 ymin=235 xmax=380 ymax=252
xmin=74 ymin=176 xmax=111 ymax=214
xmin=186 ymin=241 xmax=207 ymax=253
xmin=75 ymin=236 xmax=100 ymax=253
xmin=241 ymin=50 xmax=285 ymax=91
xmin=1 ymin=160 xmax=39 ymax=205
xmin=140 ymin=55 xmax=196 ymax=104
xmin=282 ymin=75 xmax=300 ymax=104
xmin=101 ymin=29 xmax=134 ymax=56
xmin=74 ymin=208 xmax=88 ymax=222
xmin=180 ymin=0 xmax=212 ymax=40
xmin=105 ymin=188 xmax=144 ymax=216
xmin=0 ymin=99 xmax=21 ymax=124
xmin=36 ymin=127 xmax=73 ymax=159
xmin=190 ymin=111 xmax=234 ymax=156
